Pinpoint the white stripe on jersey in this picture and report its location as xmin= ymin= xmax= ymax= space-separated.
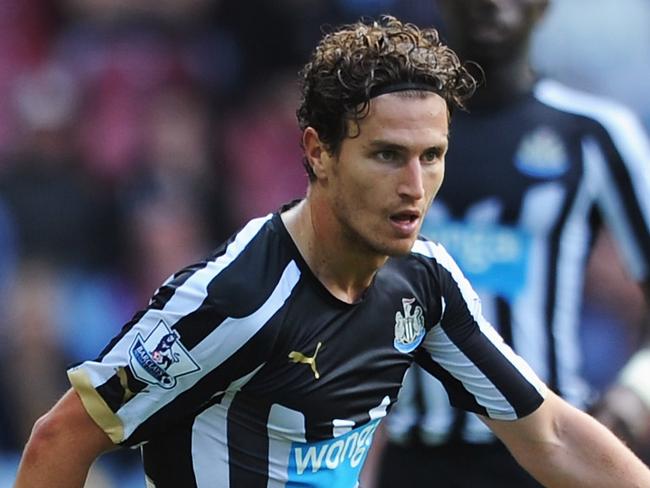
xmin=119 ymin=260 xmax=301 ymax=439
xmin=333 ymin=419 xmax=355 ymax=437
xmin=584 ymin=136 xmax=649 ymax=280
xmin=413 ymin=240 xmax=546 ymax=419
xmin=81 ymin=215 xmax=274 ymax=390
xmin=514 ymin=182 xmax=566 ymax=381
xmin=192 ymin=366 xmax=264 ymax=488
xmin=369 ymin=396 xmax=390 ymax=420
xmin=267 ymin=404 xmax=307 ymax=488
xmin=553 ymin=148 xmax=594 ymax=406
xmin=536 ymin=79 xmax=650 ymax=279
xmin=193 ymin=391 xmax=235 ymax=487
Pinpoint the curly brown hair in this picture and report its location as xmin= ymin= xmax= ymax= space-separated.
xmin=297 ymin=15 xmax=477 ymax=181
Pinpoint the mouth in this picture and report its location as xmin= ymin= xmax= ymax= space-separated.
xmin=389 ymin=210 xmax=421 ymax=237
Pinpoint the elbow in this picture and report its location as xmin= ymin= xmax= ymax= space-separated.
xmin=16 ymin=390 xmax=115 ymax=486
xmin=510 ymin=396 xmax=580 ymax=472
xmin=21 ymin=410 xmax=66 ymax=466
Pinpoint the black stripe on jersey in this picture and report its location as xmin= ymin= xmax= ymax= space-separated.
xmin=414 ymin=349 xmax=487 ymax=416
xmin=227 ymin=396 xmax=272 ymax=488
xmin=175 ymin=224 xmax=293 ymax=349
xmin=90 ymin=261 xmax=226 ymax=413
xmin=171 ymin=299 xmax=229 ymax=351
xmin=96 ymin=261 xmax=211 ymax=362
xmin=142 ymin=415 xmax=198 ymax=488
xmin=596 ymin=129 xmax=650 ymax=265
xmin=93 ymin=222 xmax=289 ymax=415
xmin=411 ymin=365 xmax=427 ymax=442
xmin=438 ymin=267 xmax=543 ymax=418
xmin=496 ymin=297 xmax=513 ymax=347
xmin=96 ymin=367 xmax=147 ymax=413
xmin=448 ymin=410 xmax=469 ymax=443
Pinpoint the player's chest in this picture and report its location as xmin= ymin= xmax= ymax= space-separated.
xmin=242 ymin=278 xmax=435 ymax=427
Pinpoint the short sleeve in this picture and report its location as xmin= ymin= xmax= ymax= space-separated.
xmin=68 ymin=259 xmax=280 ymax=446
xmin=414 ymin=241 xmax=547 ymax=420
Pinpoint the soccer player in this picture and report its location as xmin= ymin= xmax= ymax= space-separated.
xmin=14 ymin=15 xmax=650 ymax=488
xmin=378 ymin=1 xmax=650 ymax=487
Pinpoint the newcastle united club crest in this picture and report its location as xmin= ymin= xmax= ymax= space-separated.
xmin=393 ymin=298 xmax=425 ymax=353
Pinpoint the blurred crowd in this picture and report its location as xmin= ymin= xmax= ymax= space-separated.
xmin=0 ymin=0 xmax=648 ymax=486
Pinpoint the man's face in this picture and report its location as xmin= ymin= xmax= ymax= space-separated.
xmin=439 ymin=0 xmax=548 ymax=64
xmin=323 ymin=92 xmax=449 ymax=257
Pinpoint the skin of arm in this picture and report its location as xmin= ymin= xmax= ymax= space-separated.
xmin=483 ymin=390 xmax=650 ymax=488
xmin=593 ymin=281 xmax=650 ymax=445
xmin=14 ymin=388 xmax=115 ymax=488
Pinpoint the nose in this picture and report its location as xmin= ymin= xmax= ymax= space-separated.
xmin=397 ymin=158 xmax=425 ymax=201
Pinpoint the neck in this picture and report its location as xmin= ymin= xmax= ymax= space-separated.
xmin=282 ymin=195 xmax=386 ymax=304
xmin=467 ymin=50 xmax=536 ymax=110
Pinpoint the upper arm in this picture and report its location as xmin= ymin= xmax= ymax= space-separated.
xmin=69 ymin=247 xmax=290 ymax=446
xmin=415 ymin=242 xmax=546 ymax=420
xmin=35 ymin=388 xmax=115 ymax=455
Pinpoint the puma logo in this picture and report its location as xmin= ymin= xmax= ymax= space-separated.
xmin=288 ymin=341 xmax=323 ymax=380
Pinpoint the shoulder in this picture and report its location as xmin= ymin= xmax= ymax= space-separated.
xmin=409 ymin=236 xmax=452 ymax=266
xmin=534 ymin=79 xmax=647 ymax=136
xmin=194 ymin=213 xmax=300 ymax=316
xmin=534 ymin=79 xmax=650 ymax=162
xmin=390 ymin=237 xmax=469 ymax=291
xmin=410 ymin=237 xmax=471 ymax=286
xmin=534 ymin=79 xmax=631 ymax=116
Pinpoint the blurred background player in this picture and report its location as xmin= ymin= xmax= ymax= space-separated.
xmin=377 ymin=0 xmax=650 ymax=486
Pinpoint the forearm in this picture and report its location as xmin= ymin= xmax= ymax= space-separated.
xmin=522 ymin=403 xmax=650 ymax=487
xmin=592 ymin=281 xmax=650 ymax=442
xmin=616 ymin=281 xmax=650 ymax=405
xmin=15 ymin=434 xmax=94 ymax=488
xmin=488 ymin=392 xmax=650 ymax=487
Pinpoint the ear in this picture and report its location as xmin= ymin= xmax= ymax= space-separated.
xmin=303 ymin=127 xmax=333 ymax=180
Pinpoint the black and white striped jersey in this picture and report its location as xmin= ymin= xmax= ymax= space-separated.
xmin=386 ymin=79 xmax=650 ymax=445
xmin=68 ymin=207 xmax=546 ymax=488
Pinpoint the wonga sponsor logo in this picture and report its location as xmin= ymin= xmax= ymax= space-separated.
xmin=286 ymin=419 xmax=380 ymax=487
xmin=422 ymin=220 xmax=531 ymax=299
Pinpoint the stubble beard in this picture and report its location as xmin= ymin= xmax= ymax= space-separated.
xmin=338 ymin=210 xmax=416 ymax=259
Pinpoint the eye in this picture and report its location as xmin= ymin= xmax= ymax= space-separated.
xmin=421 ymin=148 xmax=443 ymax=164
xmin=376 ymin=149 xmax=398 ymax=162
